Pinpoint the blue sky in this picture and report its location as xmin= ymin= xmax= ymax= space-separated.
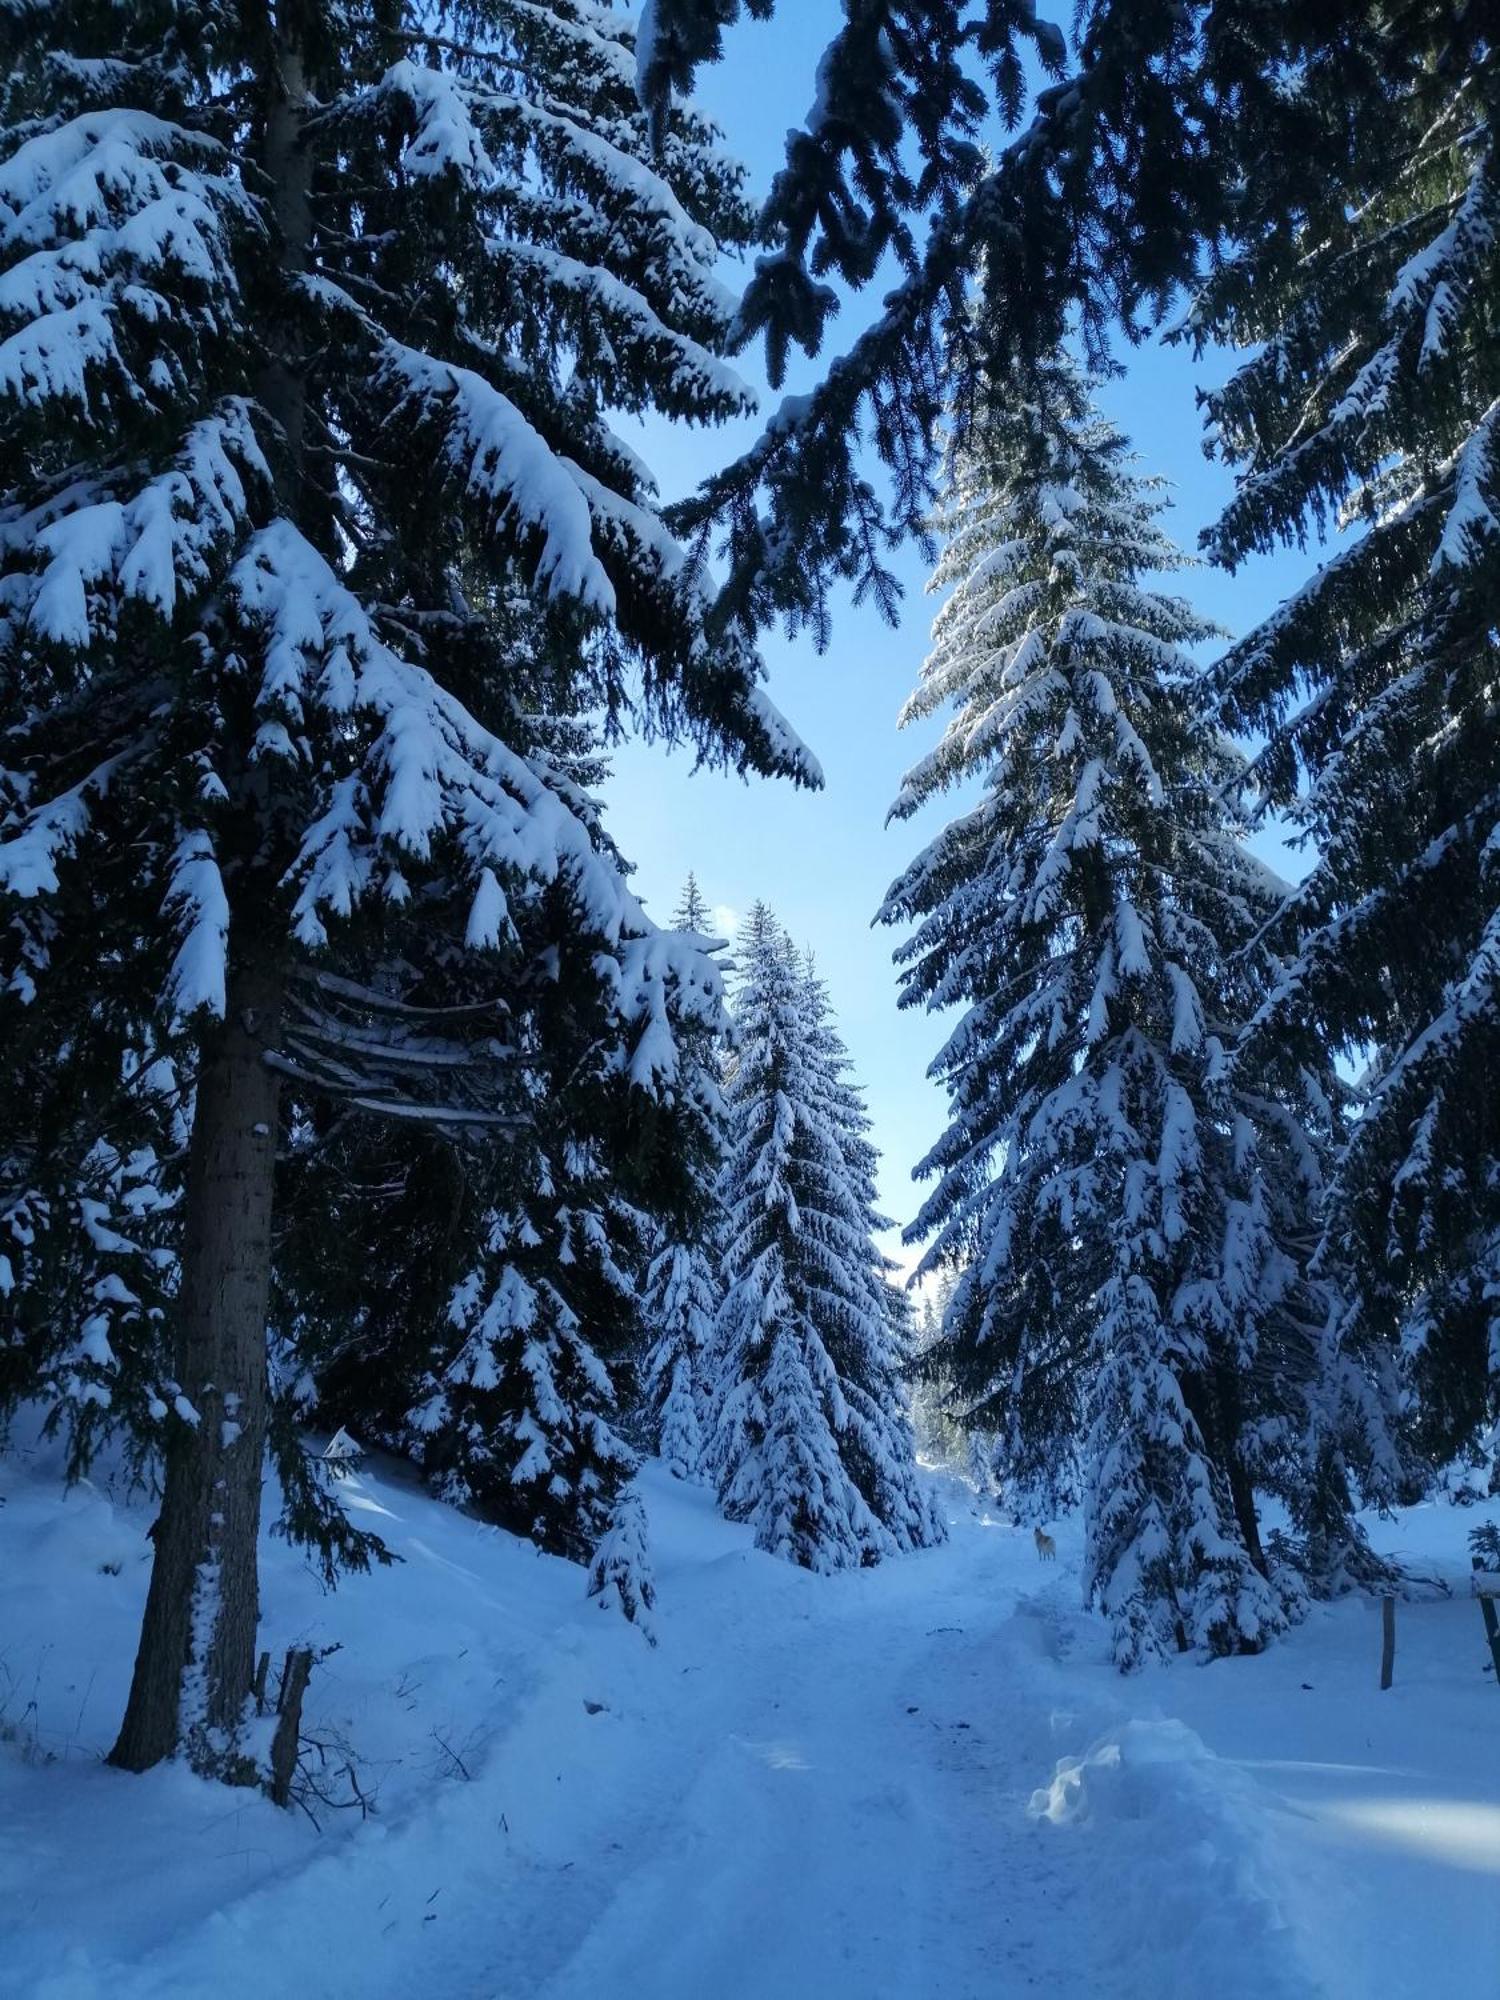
xmin=607 ymin=4 xmax=1315 ymax=1266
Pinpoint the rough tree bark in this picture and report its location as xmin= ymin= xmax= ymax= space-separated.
xmin=1184 ymin=1366 xmax=1269 ymax=1580
xmin=1214 ymin=1368 xmax=1268 ymax=1578
xmin=1225 ymin=1447 xmax=1268 ymax=1579
xmin=109 ymin=948 xmax=285 ymax=1771
xmin=109 ymin=15 xmax=311 ymax=1775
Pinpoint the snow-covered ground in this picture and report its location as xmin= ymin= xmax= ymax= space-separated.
xmin=2 ymin=1425 xmax=1497 ymax=1998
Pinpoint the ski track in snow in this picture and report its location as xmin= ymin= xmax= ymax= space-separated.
xmin=522 ymin=1561 xmax=1082 ymax=2000
xmin=2 ymin=1449 xmax=1497 ymax=1999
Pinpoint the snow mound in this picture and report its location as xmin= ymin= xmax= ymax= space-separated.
xmin=1030 ymin=1717 xmax=1321 ymax=1999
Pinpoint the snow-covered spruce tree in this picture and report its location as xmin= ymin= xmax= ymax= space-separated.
xmin=273 ymin=855 xmax=724 ymax=1558
xmin=586 ymin=1487 xmax=657 ymax=1644
xmin=882 ymin=362 xmax=1348 ymax=1666
xmin=710 ymin=906 xmax=937 ymax=1569
xmin=411 ymin=1148 xmax=651 ymax=1559
xmin=398 ymin=862 xmax=728 ymax=1556
xmin=0 ymin=0 xmax=812 ymax=1773
xmin=710 ymin=905 xmax=881 ymax=1569
xmin=797 ymin=950 xmax=945 ymax=1553
xmin=269 ymin=702 xmax=726 ymax=1559
xmin=0 ymin=1027 xmax=180 ymax=1479
xmin=638 ymin=875 xmax=727 ymax=1480
xmin=1194 ymin=15 xmax=1500 ymax=1477
xmin=641 ymin=1238 xmax=712 ymax=1476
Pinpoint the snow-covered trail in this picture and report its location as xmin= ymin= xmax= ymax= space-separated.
xmin=61 ymin=1496 xmax=1084 ymax=1997
xmin=13 ymin=1471 xmax=1304 ymax=2000
xmin=505 ymin=1477 xmax=1315 ymax=2000
xmin=5 ymin=1448 xmax=1496 ymax=1999
xmin=524 ymin=1512 xmax=1078 ymax=2000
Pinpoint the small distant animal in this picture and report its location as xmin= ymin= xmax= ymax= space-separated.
xmin=1033 ymin=1526 xmax=1057 ymax=1562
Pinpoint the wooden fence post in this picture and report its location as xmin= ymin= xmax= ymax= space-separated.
xmin=1380 ymin=1596 xmax=1396 ymax=1691
xmin=269 ymin=1646 xmax=313 ymax=1807
xmin=1474 ymin=1560 xmax=1500 ymax=1692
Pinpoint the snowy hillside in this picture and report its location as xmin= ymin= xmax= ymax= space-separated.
xmin=2 ymin=1426 xmax=1497 ymax=1999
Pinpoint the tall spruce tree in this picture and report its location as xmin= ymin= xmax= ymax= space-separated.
xmin=711 ymin=905 xmax=939 ymax=1569
xmin=639 ymin=874 xmax=726 ymax=1481
xmin=642 ymin=1235 xmax=716 ymax=1479
xmin=1193 ymin=13 xmax=1500 ymax=1476
xmin=882 ymin=363 xmax=1361 ymax=1666
xmin=797 ymin=950 xmax=945 ymax=1554
xmin=272 ymin=727 xmax=728 ymax=1559
xmin=0 ymin=0 xmax=810 ymax=1773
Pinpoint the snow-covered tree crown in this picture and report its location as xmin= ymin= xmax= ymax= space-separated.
xmin=0 ymin=0 xmax=815 ymax=1022
xmin=882 ymin=362 xmax=1245 ymax=1076
xmin=0 ymin=0 xmax=773 ymax=1471
xmin=709 ymin=903 xmax=942 ymax=1570
xmin=1189 ymin=19 xmax=1500 ymax=1459
xmin=880 ymin=362 xmax=1370 ymax=1663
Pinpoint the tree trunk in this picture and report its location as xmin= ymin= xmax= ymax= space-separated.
xmin=110 ymin=946 xmax=285 ymax=1772
xmin=1184 ymin=1364 xmax=1269 ymax=1578
xmin=1212 ymin=1364 xmax=1268 ymax=1578
xmin=257 ymin=13 xmax=313 ymax=507
xmin=109 ymin=0 xmax=311 ymax=1781
xmin=1225 ymin=1444 xmax=1268 ymax=1579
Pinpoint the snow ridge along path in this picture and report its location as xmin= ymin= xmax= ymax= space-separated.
xmin=2 ymin=1442 xmax=1497 ymax=1998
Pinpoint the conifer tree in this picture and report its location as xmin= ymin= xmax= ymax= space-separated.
xmin=642 ymin=1239 xmax=714 ymax=1479
xmin=797 ymin=952 xmax=945 ymax=1554
xmin=398 ymin=853 xmax=728 ymax=1556
xmin=1194 ymin=12 xmax=1500 ymax=1475
xmin=0 ymin=0 xmax=805 ymax=1773
xmin=269 ymin=723 xmax=729 ymax=1558
xmin=639 ymin=875 xmax=727 ymax=1480
xmin=586 ymin=1487 xmax=658 ymax=1644
xmin=711 ymin=906 xmax=938 ymax=1569
xmin=882 ymin=363 xmax=1354 ymax=1665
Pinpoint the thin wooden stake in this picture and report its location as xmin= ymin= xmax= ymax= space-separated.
xmin=269 ymin=1647 xmax=314 ymax=1807
xmin=1473 ymin=1559 xmax=1500 ymax=1692
xmin=1380 ymin=1595 xmax=1396 ymax=1691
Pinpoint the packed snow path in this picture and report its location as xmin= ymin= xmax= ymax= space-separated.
xmin=3 ymin=1450 xmax=1498 ymax=1998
